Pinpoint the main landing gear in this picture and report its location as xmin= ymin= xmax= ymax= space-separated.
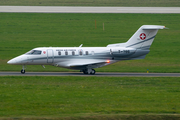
xmin=21 ymin=65 xmax=26 ymax=74
xmin=82 ymin=69 xmax=96 ymax=75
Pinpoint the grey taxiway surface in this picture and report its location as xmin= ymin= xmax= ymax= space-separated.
xmin=0 ymin=72 xmax=180 ymax=77
xmin=0 ymin=6 xmax=180 ymax=13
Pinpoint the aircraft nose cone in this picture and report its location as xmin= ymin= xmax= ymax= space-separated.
xmin=7 ymin=59 xmax=16 ymax=64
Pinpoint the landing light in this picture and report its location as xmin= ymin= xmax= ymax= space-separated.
xmin=106 ymin=60 xmax=110 ymax=63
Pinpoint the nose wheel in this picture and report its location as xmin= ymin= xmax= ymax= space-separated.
xmin=21 ymin=65 xmax=26 ymax=74
xmin=21 ymin=69 xmax=25 ymax=74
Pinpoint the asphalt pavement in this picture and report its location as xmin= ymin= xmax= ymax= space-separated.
xmin=0 ymin=6 xmax=180 ymax=13
xmin=0 ymin=72 xmax=180 ymax=77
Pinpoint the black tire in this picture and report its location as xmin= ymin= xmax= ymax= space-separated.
xmin=90 ymin=69 xmax=96 ymax=75
xmin=21 ymin=69 xmax=25 ymax=74
xmin=83 ymin=69 xmax=88 ymax=74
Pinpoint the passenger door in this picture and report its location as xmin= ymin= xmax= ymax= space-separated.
xmin=47 ymin=49 xmax=54 ymax=63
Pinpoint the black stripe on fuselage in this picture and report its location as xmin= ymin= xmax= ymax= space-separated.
xmin=126 ymin=35 xmax=156 ymax=48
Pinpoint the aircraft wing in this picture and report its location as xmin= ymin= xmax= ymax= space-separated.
xmin=56 ymin=59 xmax=116 ymax=70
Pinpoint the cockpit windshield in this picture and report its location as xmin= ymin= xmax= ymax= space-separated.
xmin=26 ymin=50 xmax=42 ymax=55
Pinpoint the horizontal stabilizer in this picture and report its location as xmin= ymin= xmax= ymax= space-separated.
xmin=142 ymin=25 xmax=166 ymax=30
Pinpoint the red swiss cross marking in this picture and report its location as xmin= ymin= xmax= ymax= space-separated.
xmin=140 ymin=33 xmax=146 ymax=40
xmin=43 ymin=51 xmax=46 ymax=54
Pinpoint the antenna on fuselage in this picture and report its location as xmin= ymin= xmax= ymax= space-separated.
xmin=79 ymin=44 xmax=83 ymax=47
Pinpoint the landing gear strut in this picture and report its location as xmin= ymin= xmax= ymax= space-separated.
xmin=21 ymin=65 xmax=26 ymax=74
xmin=82 ymin=69 xmax=96 ymax=75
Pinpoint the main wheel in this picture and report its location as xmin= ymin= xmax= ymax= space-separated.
xmin=83 ymin=69 xmax=88 ymax=74
xmin=90 ymin=69 xmax=96 ymax=75
xmin=21 ymin=69 xmax=25 ymax=74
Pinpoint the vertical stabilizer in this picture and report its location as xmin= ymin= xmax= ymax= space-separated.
xmin=125 ymin=25 xmax=166 ymax=49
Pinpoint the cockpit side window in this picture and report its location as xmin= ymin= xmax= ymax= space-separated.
xmin=26 ymin=50 xmax=42 ymax=55
xmin=33 ymin=50 xmax=42 ymax=54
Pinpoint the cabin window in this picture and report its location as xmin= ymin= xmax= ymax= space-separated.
xmin=58 ymin=51 xmax=61 ymax=55
xmin=72 ymin=51 xmax=75 ymax=55
xmin=86 ymin=51 xmax=88 ymax=55
xmin=91 ymin=51 xmax=94 ymax=55
xmin=65 ymin=51 xmax=68 ymax=55
xmin=79 ymin=51 xmax=82 ymax=55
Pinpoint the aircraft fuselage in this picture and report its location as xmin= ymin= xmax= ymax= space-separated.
xmin=7 ymin=25 xmax=166 ymax=74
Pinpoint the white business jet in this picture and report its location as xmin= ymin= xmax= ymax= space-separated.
xmin=7 ymin=25 xmax=166 ymax=74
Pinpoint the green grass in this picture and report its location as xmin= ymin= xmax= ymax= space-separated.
xmin=0 ymin=76 xmax=180 ymax=119
xmin=0 ymin=0 xmax=180 ymax=6
xmin=0 ymin=13 xmax=180 ymax=73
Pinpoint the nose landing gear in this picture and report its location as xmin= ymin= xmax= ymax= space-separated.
xmin=21 ymin=65 xmax=26 ymax=74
